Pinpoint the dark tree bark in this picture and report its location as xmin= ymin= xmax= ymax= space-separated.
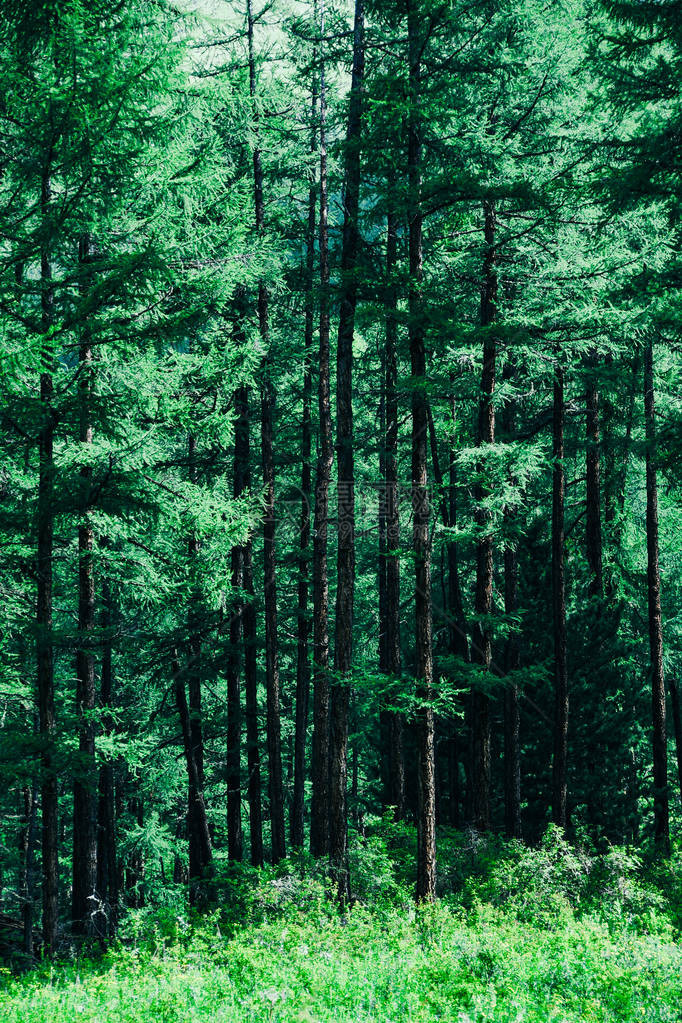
xmin=20 ymin=765 xmax=38 ymax=957
xmin=585 ymin=365 xmax=603 ymax=598
xmin=72 ymin=234 xmax=98 ymax=938
xmin=173 ymin=657 xmax=212 ymax=902
xmin=243 ymin=544 xmax=264 ymax=866
xmin=96 ymin=577 xmax=118 ymax=939
xmin=226 ymin=384 xmax=247 ymax=864
xmin=37 ymin=160 xmax=58 ymax=954
xmin=552 ymin=368 xmax=568 ymax=829
xmin=246 ymin=0 xmax=285 ymax=864
xmin=408 ymin=1 xmax=436 ymax=902
xmin=292 ymin=75 xmax=317 ymax=850
xmin=310 ymin=0 xmax=333 ymax=858
xmin=644 ymin=338 xmax=669 ymax=853
xmin=380 ymin=204 xmax=405 ymax=817
xmin=471 ymin=197 xmax=497 ymax=833
xmin=501 ymin=375 xmax=521 ymax=840
xmin=330 ymin=0 xmax=365 ymax=903
xmin=187 ymin=432 xmax=204 ymax=794
xmin=668 ymin=678 xmax=682 ymax=808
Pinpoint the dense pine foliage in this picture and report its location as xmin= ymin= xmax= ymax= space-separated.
xmin=1 ymin=0 xmax=682 ymax=990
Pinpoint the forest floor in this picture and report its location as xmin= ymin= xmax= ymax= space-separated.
xmin=3 ymin=827 xmax=682 ymax=1022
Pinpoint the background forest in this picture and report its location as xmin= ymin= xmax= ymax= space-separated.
xmin=2 ymin=0 xmax=682 ymax=1018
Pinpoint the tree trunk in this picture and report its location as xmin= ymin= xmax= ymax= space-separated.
xmin=552 ymin=368 xmax=568 ymax=829
xmin=20 ymin=769 xmax=38 ymax=957
xmin=38 ymin=161 xmax=58 ymax=954
xmin=408 ymin=1 xmax=436 ymax=902
xmin=471 ymin=197 xmax=497 ymax=833
xmin=310 ymin=0 xmax=333 ymax=858
xmin=247 ymin=0 xmax=285 ymax=864
xmin=502 ymin=375 xmax=521 ymax=840
xmin=330 ymin=0 xmax=365 ymax=903
xmin=73 ymin=234 xmax=98 ymax=938
xmin=382 ymin=204 xmax=405 ymax=816
xmin=243 ymin=544 xmax=264 ymax=866
xmin=187 ymin=433 xmax=204 ymax=795
xmin=585 ymin=365 xmax=603 ymax=598
xmin=292 ymin=75 xmax=317 ymax=850
xmin=226 ymin=384 xmax=247 ymax=863
xmin=644 ymin=338 xmax=669 ymax=853
xmin=173 ymin=657 xmax=212 ymax=902
xmin=96 ymin=577 xmax=117 ymax=939
xmin=668 ymin=678 xmax=682 ymax=808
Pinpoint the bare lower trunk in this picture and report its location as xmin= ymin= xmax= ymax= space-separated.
xmin=310 ymin=0 xmax=333 ymax=858
xmin=408 ymin=1 xmax=435 ymax=902
xmin=38 ymin=162 xmax=58 ymax=954
xmin=247 ymin=0 xmax=285 ymax=863
xmin=382 ymin=204 xmax=404 ymax=816
xmin=95 ymin=577 xmax=118 ymax=939
xmin=471 ymin=197 xmax=497 ymax=833
xmin=668 ymin=678 xmax=682 ymax=808
xmin=502 ymin=375 xmax=521 ymax=840
xmin=73 ymin=234 xmax=98 ymax=938
xmin=585 ymin=367 xmax=603 ymax=598
xmin=173 ymin=657 xmax=212 ymax=901
xmin=644 ymin=338 xmax=669 ymax=853
xmin=292 ymin=76 xmax=317 ymax=850
xmin=552 ymin=368 xmax=568 ymax=829
xmin=330 ymin=0 xmax=365 ymax=903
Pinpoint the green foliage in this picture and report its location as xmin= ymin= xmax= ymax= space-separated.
xmin=3 ymin=839 xmax=682 ymax=1022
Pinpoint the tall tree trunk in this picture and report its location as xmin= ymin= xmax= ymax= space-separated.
xmin=408 ymin=1 xmax=436 ymax=902
xmin=585 ymin=364 xmax=603 ymax=598
xmin=292 ymin=74 xmax=317 ymax=850
xmin=644 ymin=338 xmax=669 ymax=853
xmin=330 ymin=0 xmax=365 ymax=903
xmin=187 ymin=433 xmax=204 ymax=793
xmin=381 ymin=204 xmax=405 ymax=816
xmin=501 ymin=375 xmax=521 ymax=840
xmin=668 ymin=678 xmax=682 ymax=807
xmin=96 ymin=577 xmax=117 ymax=939
xmin=247 ymin=0 xmax=285 ymax=863
xmin=310 ymin=0 xmax=333 ymax=858
xmin=173 ymin=657 xmax=212 ymax=902
xmin=20 ymin=759 xmax=38 ymax=957
xmin=38 ymin=160 xmax=58 ymax=954
xmin=243 ymin=544 xmax=264 ymax=866
xmin=471 ymin=197 xmax=497 ymax=833
xmin=552 ymin=368 xmax=568 ymax=829
xmin=72 ymin=234 xmax=98 ymax=938
xmin=226 ymin=384 xmax=247 ymax=863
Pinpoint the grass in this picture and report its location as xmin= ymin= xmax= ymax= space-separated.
xmin=3 ymin=826 xmax=682 ymax=1022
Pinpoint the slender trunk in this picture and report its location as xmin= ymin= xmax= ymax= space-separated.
xmin=382 ymin=204 xmax=404 ymax=816
xmin=243 ymin=546 xmax=264 ymax=866
xmin=226 ymin=384 xmax=247 ymax=863
xmin=310 ymin=0 xmax=333 ymax=858
xmin=552 ymin=368 xmax=568 ymax=829
xmin=330 ymin=0 xmax=365 ymax=902
xmin=20 ymin=765 xmax=38 ymax=957
xmin=96 ymin=577 xmax=117 ymax=939
xmin=246 ymin=0 xmax=285 ymax=863
xmin=408 ymin=2 xmax=436 ymax=901
xmin=668 ymin=678 xmax=682 ymax=807
xmin=72 ymin=234 xmax=98 ymax=938
xmin=644 ymin=338 xmax=669 ymax=853
xmin=173 ymin=657 xmax=212 ymax=901
xmin=38 ymin=160 xmax=58 ymax=954
xmin=292 ymin=75 xmax=317 ymax=849
xmin=502 ymin=376 xmax=521 ymax=840
xmin=585 ymin=365 xmax=603 ymax=598
xmin=187 ymin=433 xmax=204 ymax=792
xmin=471 ymin=197 xmax=497 ymax=833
